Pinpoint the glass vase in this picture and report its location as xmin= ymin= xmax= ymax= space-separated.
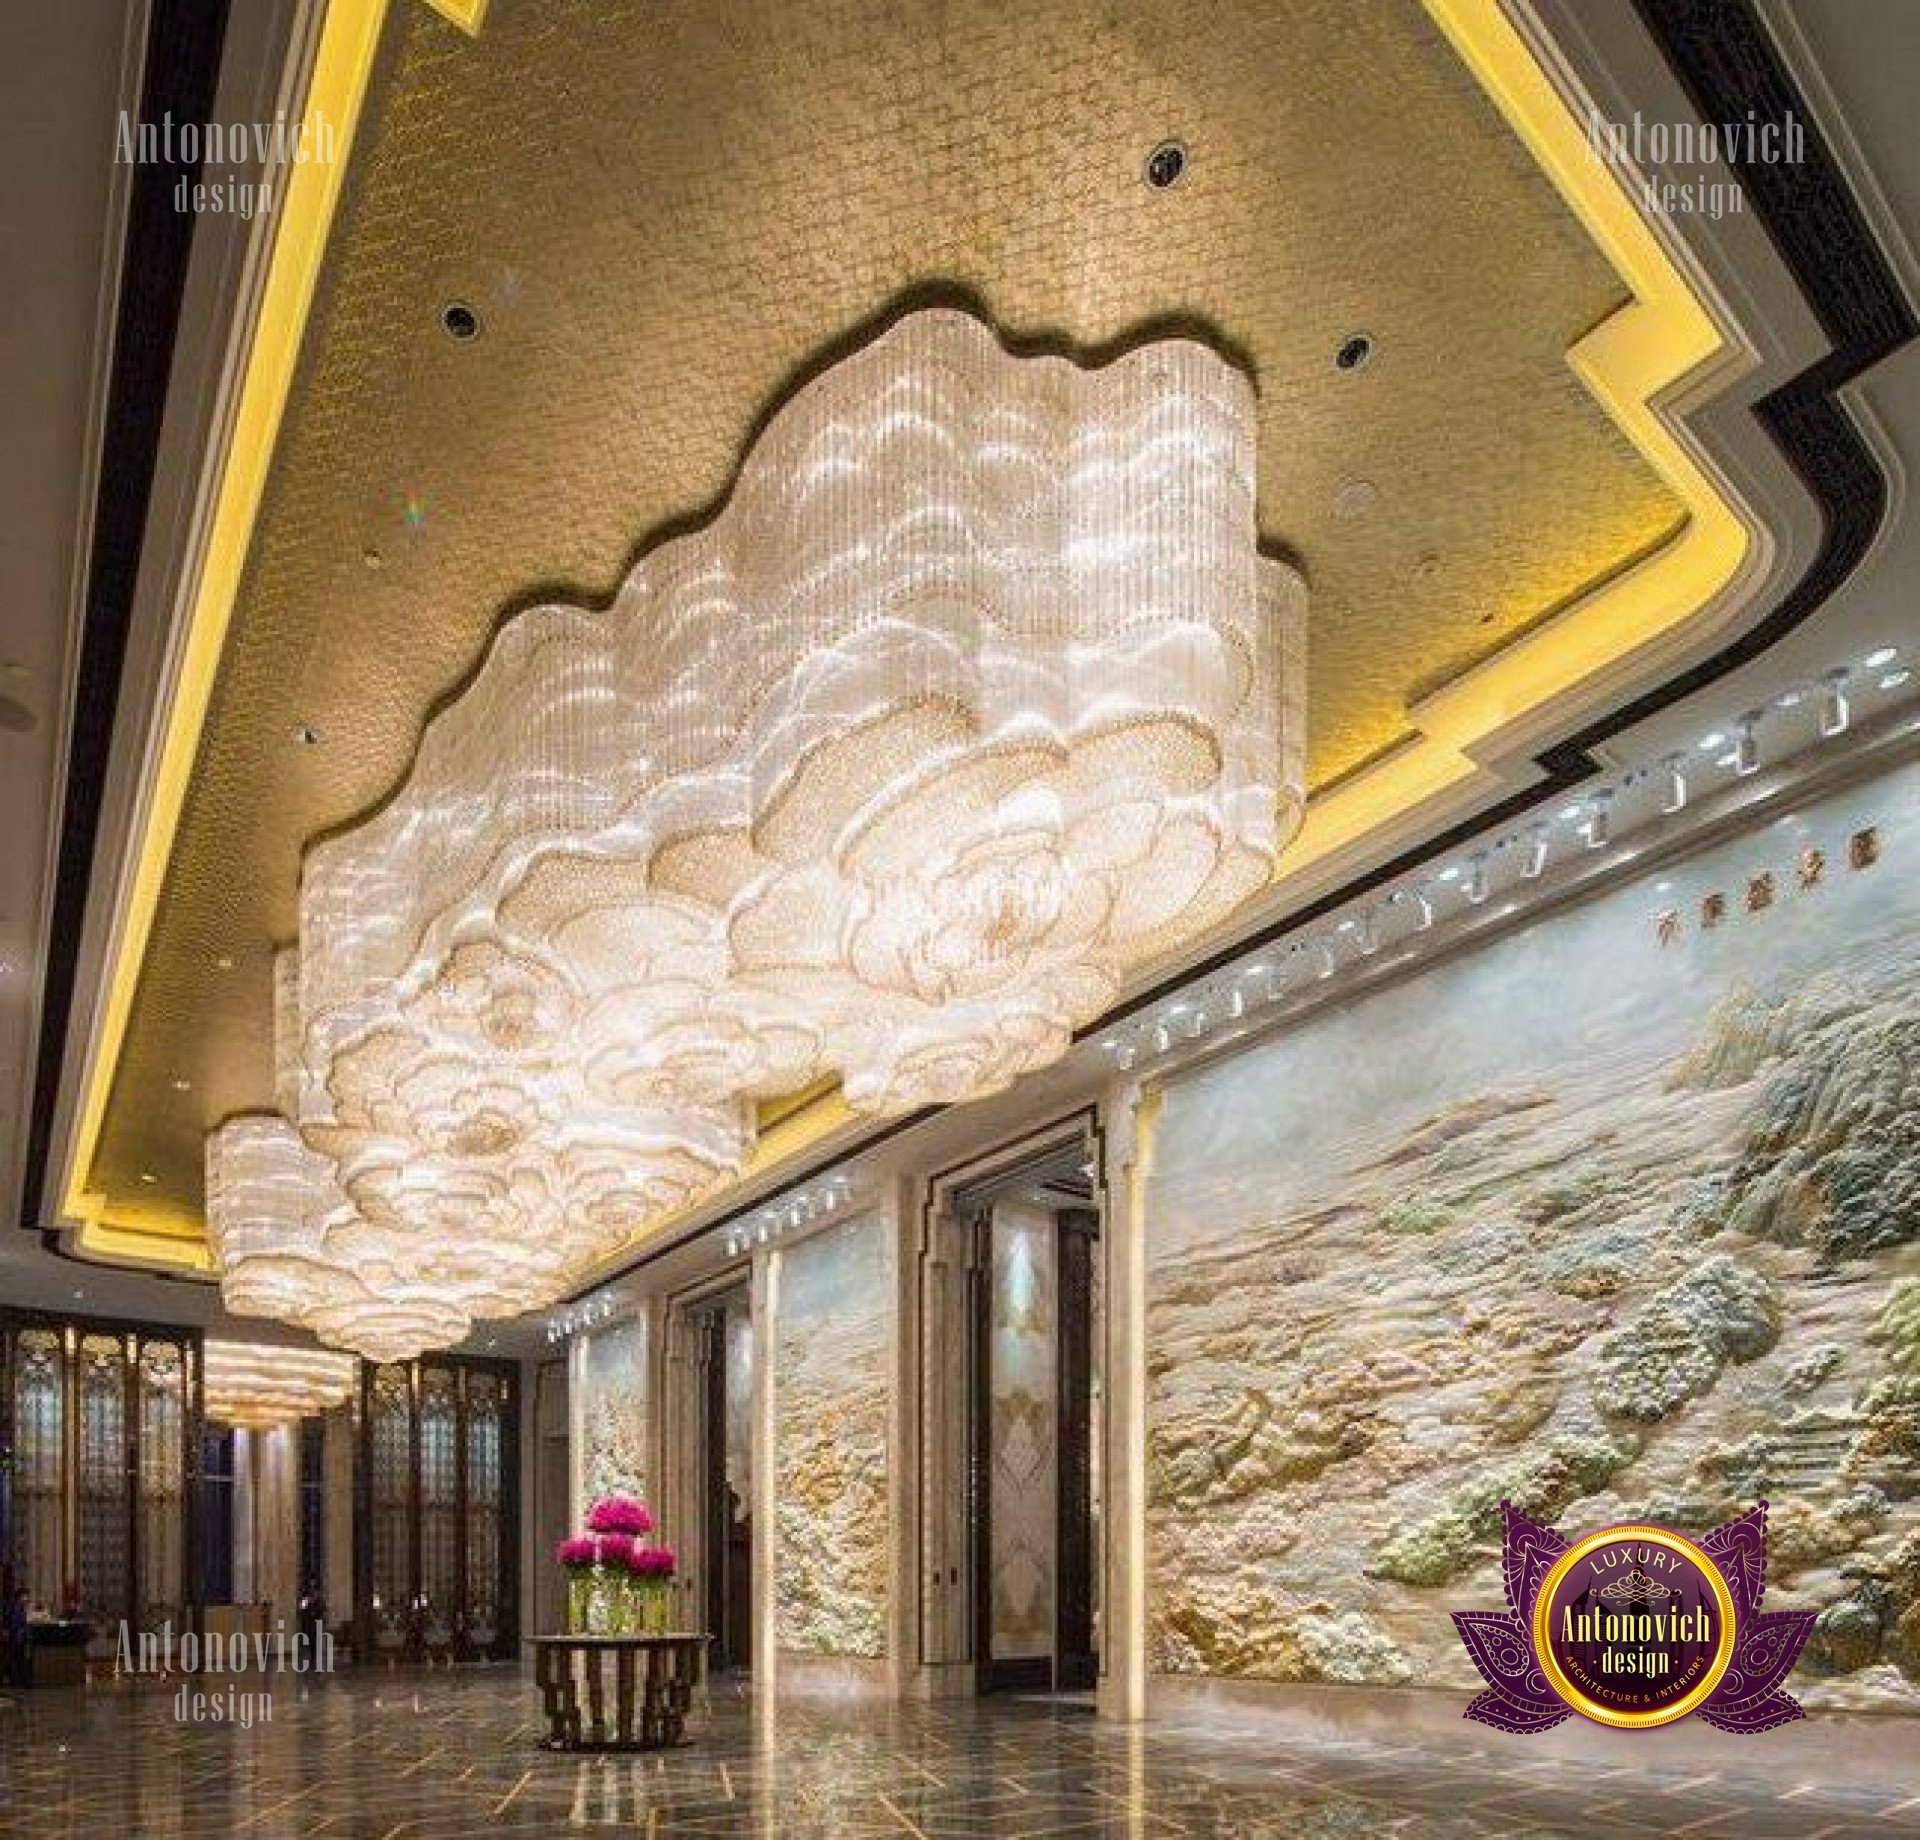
xmin=567 ymin=1568 xmax=591 ymax=1634
xmin=637 ymin=1579 xmax=671 ymax=1633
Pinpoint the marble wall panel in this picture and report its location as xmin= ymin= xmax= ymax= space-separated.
xmin=775 ymin=1212 xmax=893 ymax=1657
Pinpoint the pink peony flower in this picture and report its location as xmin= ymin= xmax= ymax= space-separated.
xmin=594 ymin=1532 xmax=637 ymax=1566
xmin=584 ymin=1495 xmax=655 ymax=1536
xmin=555 ymin=1536 xmax=598 ymax=1568
xmin=625 ymin=1544 xmax=676 ymax=1579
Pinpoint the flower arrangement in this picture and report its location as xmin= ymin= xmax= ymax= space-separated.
xmin=584 ymin=1494 xmax=654 ymax=1537
xmin=555 ymin=1497 xmax=676 ymax=1633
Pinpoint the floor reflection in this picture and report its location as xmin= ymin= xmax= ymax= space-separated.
xmin=0 ymin=1667 xmax=1915 ymax=1837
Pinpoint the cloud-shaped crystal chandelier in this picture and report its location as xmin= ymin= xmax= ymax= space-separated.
xmin=206 ymin=309 xmax=1306 ymax=1360
xmin=202 ymin=1339 xmax=359 ymax=1429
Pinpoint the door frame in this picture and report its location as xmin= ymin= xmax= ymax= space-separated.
xmin=913 ymin=1109 xmax=1105 ymax=1697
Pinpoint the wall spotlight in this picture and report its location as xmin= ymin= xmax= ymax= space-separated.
xmin=1735 ymin=710 xmax=1762 ymax=776
xmin=1583 ymin=788 xmax=1613 ymax=850
xmin=1659 ymin=752 xmax=1688 ymax=815
xmin=1357 ymin=908 xmax=1379 ymax=956
xmin=1465 ymin=851 xmax=1490 ymax=906
xmin=1820 ymin=666 xmax=1851 ymax=738
xmin=1521 ymin=823 xmax=1550 ymax=880
xmin=1400 ymin=885 xmax=1435 ymax=930
xmin=1316 ymin=937 xmax=1338 ymax=980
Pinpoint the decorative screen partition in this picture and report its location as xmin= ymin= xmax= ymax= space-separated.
xmin=354 ymin=1355 xmax=517 ymax=1662
xmin=0 ymin=1312 xmax=201 ymax=1664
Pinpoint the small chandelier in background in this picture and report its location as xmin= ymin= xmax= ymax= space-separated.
xmin=206 ymin=308 xmax=1307 ymax=1359
xmin=202 ymin=1339 xmax=358 ymax=1429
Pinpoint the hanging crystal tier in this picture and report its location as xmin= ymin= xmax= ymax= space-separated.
xmin=206 ymin=309 xmax=1307 ymax=1360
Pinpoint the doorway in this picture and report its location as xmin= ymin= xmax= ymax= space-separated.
xmin=691 ymin=1289 xmax=754 ymax=1675
xmin=954 ymin=1142 xmax=1101 ymax=1695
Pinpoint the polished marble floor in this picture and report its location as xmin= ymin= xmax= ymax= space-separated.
xmin=0 ymin=1668 xmax=1916 ymax=1839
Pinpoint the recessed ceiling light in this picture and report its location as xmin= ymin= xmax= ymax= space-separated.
xmin=172 ymin=1077 xmax=192 ymax=1092
xmin=1143 ymin=140 xmax=1188 ymax=190
xmin=1773 ymin=689 xmax=1805 ymax=710
xmin=1334 ymin=332 xmax=1375 ymax=372
xmin=1697 ymin=731 xmax=1727 ymax=751
xmin=1332 ymin=478 xmax=1378 ymax=519
xmin=1716 ymin=750 xmax=1741 ymax=770
xmin=214 ymin=954 xmax=235 ymax=971
xmin=1864 ymin=646 xmax=1898 ymax=669
xmin=1882 ymin=668 xmax=1912 ymax=691
xmin=292 ymin=724 xmax=321 ymax=747
xmin=1437 ymin=865 xmax=1463 ymax=882
xmin=440 ymin=300 xmax=481 ymax=341
xmin=139 ymin=1171 xmax=156 ymax=1184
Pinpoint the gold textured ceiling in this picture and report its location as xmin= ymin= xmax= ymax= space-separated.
xmin=94 ymin=0 xmax=1684 ymax=1235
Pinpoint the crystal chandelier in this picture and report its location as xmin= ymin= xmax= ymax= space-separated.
xmin=206 ymin=309 xmax=1307 ymax=1358
xmin=202 ymin=1338 xmax=358 ymax=1428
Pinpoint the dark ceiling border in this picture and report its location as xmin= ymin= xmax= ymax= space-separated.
xmin=20 ymin=0 xmax=233 ymax=1269
xmin=575 ymin=0 xmax=1918 ymax=1299
xmin=21 ymin=0 xmax=1916 ymax=1301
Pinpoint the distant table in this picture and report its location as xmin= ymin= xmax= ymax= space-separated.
xmin=26 ymin=1621 xmax=90 ymax=1688
xmin=531 ymin=1633 xmax=707 ymax=1751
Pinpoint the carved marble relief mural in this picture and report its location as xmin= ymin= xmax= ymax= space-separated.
xmin=1146 ymin=761 xmax=1920 ymax=1711
xmin=775 ymin=1212 xmax=893 ymax=1658
xmin=578 ymin=1313 xmax=649 ymax=1509
xmin=990 ymin=1202 xmax=1057 ymax=1660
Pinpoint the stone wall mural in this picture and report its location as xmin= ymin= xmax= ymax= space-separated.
xmin=989 ymin=1202 xmax=1058 ymax=1661
xmin=1146 ymin=760 xmax=1920 ymax=1711
xmin=577 ymin=1312 xmax=649 ymax=1510
xmin=775 ymin=1212 xmax=893 ymax=1658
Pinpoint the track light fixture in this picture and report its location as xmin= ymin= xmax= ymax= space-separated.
xmin=1583 ymin=788 xmax=1613 ymax=850
xmin=1466 ymin=851 xmax=1490 ymax=906
xmin=1660 ymin=752 xmax=1688 ymax=814
xmin=1820 ymin=666 xmax=1851 ymax=738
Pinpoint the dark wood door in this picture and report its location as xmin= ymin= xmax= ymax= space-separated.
xmin=356 ymin=1354 xmax=518 ymax=1663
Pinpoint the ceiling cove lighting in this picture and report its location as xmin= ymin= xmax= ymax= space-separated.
xmin=204 ymin=310 xmax=1308 ymax=1360
xmin=202 ymin=1341 xmax=358 ymax=1429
